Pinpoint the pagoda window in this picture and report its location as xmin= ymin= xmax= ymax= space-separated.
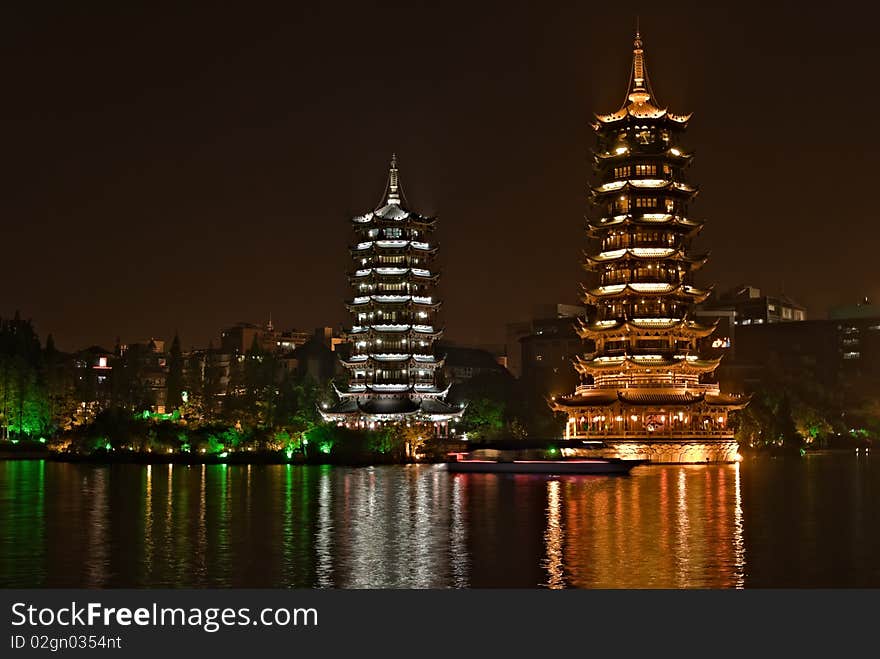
xmin=384 ymin=228 xmax=403 ymax=238
xmin=613 ymin=166 xmax=630 ymax=178
xmin=635 ymin=164 xmax=657 ymax=177
xmin=665 ymin=198 xmax=675 ymax=213
xmin=615 ymin=197 xmax=630 ymax=213
xmin=663 ymin=164 xmax=672 ymax=176
xmin=635 ymin=197 xmax=657 ymax=209
xmin=636 ymin=130 xmax=653 ymax=144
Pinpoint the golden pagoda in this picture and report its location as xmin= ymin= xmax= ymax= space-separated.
xmin=551 ymin=32 xmax=748 ymax=463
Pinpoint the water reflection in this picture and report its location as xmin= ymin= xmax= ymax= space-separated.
xmin=1 ymin=457 xmax=878 ymax=587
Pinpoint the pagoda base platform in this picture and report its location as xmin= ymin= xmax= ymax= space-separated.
xmin=599 ymin=437 xmax=739 ymax=464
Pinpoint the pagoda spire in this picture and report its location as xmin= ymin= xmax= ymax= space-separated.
xmin=628 ymin=29 xmax=651 ymax=104
xmin=387 ymin=153 xmax=401 ymax=205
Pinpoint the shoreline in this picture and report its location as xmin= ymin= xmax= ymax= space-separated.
xmin=0 ymin=445 xmax=872 ymax=465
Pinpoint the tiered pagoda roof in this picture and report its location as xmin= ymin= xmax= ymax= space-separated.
xmin=323 ymin=155 xmax=463 ymax=426
xmin=551 ymin=31 xmax=749 ymax=456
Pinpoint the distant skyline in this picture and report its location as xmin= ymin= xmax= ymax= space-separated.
xmin=3 ymin=2 xmax=878 ymax=351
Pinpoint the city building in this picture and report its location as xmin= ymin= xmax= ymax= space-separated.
xmin=322 ymin=155 xmax=463 ymax=433
xmin=551 ymin=32 xmax=748 ymax=463
xmin=281 ymin=337 xmax=340 ymax=383
xmin=733 ymin=314 xmax=880 ymax=393
xmin=220 ymin=321 xmax=276 ymax=355
xmin=440 ymin=343 xmax=509 ymax=384
xmin=700 ymin=285 xmax=806 ymax=325
xmin=71 ymin=345 xmax=115 ymax=422
xmin=520 ymin=314 xmax=586 ymax=400
xmin=505 ymin=304 xmax=586 ymax=379
xmin=118 ymin=338 xmax=168 ymax=413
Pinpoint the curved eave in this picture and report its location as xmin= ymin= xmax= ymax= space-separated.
xmin=346 ymin=325 xmax=444 ymax=339
xmin=582 ymin=283 xmax=711 ymax=303
xmin=576 ymin=317 xmax=719 ymax=340
xmin=594 ymin=149 xmax=694 ymax=165
xmin=584 ymin=249 xmax=709 ymax=269
xmin=705 ymin=392 xmax=751 ymax=410
xmin=340 ymin=355 xmax=446 ymax=369
xmin=321 ymin=397 xmax=464 ymax=422
xmin=345 ymin=298 xmax=442 ymax=311
xmin=590 ymin=180 xmax=698 ymax=198
xmin=587 ymin=214 xmax=704 ymax=236
xmin=349 ymin=244 xmax=439 ymax=257
xmin=347 ymin=270 xmax=441 ymax=284
xmin=553 ymin=389 xmax=745 ymax=411
xmin=552 ymin=394 xmax=619 ymax=409
xmin=573 ymin=355 xmax=722 ymax=376
xmin=592 ymin=106 xmax=692 ymax=127
xmin=351 ymin=203 xmax=436 ymax=226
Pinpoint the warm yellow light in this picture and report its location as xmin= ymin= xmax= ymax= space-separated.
xmin=670 ymin=147 xmax=681 ymax=156
xmin=630 ymin=415 xmax=638 ymax=421
xmin=615 ymin=146 xmax=628 ymax=155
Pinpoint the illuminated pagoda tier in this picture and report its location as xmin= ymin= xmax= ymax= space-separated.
xmin=552 ymin=32 xmax=748 ymax=463
xmin=322 ymin=155 xmax=463 ymax=434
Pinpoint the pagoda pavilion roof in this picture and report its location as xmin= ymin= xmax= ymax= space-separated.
xmin=593 ymin=106 xmax=691 ymax=127
xmin=595 ymin=146 xmax=693 ymax=163
xmin=553 ymin=388 xmax=747 ymax=410
xmin=348 ymin=267 xmax=440 ymax=282
xmin=573 ymin=353 xmax=722 ymax=376
xmin=347 ymin=323 xmax=442 ymax=336
xmin=349 ymin=240 xmax=438 ymax=255
xmin=576 ymin=316 xmax=718 ymax=339
xmin=346 ymin=294 xmax=441 ymax=310
xmin=340 ymin=353 xmax=444 ymax=368
xmin=334 ymin=383 xmax=451 ymax=398
xmin=320 ymin=395 xmax=464 ymax=421
xmin=352 ymin=203 xmax=436 ymax=227
xmin=593 ymin=33 xmax=691 ymax=127
xmin=350 ymin=154 xmax=436 ymax=227
xmin=583 ymin=282 xmax=712 ymax=303
xmin=587 ymin=213 xmax=703 ymax=235
xmin=591 ymin=179 xmax=697 ymax=196
xmin=584 ymin=247 xmax=708 ymax=269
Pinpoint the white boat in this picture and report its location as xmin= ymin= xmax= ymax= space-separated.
xmin=445 ymin=453 xmax=640 ymax=475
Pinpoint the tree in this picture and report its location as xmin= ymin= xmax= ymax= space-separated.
xmin=165 ymin=332 xmax=184 ymax=411
xmin=774 ymin=394 xmax=802 ymax=452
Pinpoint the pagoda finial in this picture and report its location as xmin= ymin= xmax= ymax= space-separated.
xmin=387 ymin=153 xmax=401 ymax=205
xmin=628 ymin=27 xmax=651 ymax=104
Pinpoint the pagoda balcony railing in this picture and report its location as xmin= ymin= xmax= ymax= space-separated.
xmin=601 ymin=276 xmax=683 ymax=286
xmin=573 ymin=383 xmax=714 ymax=395
xmin=568 ymin=429 xmax=736 ymax=439
xmin=601 ymin=239 xmax=680 ymax=250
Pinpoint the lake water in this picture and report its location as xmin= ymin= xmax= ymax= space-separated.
xmin=1 ymin=454 xmax=878 ymax=588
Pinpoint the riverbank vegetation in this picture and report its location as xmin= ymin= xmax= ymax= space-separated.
xmin=2 ymin=314 xmax=877 ymax=462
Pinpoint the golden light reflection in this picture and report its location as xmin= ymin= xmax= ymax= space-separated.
xmin=562 ymin=465 xmax=745 ymax=588
xmin=733 ymin=463 xmax=745 ymax=588
xmin=143 ymin=465 xmax=153 ymax=577
xmin=543 ymin=480 xmax=565 ymax=589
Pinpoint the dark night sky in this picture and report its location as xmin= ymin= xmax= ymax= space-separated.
xmin=2 ymin=2 xmax=876 ymax=352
